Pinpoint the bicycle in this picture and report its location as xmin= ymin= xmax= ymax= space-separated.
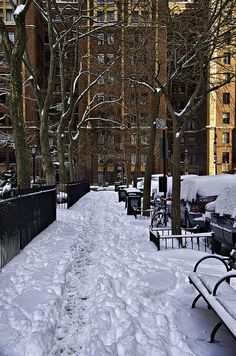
xmin=151 ymin=196 xmax=169 ymax=228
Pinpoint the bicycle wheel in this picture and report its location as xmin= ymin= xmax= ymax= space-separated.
xmin=151 ymin=211 xmax=164 ymax=227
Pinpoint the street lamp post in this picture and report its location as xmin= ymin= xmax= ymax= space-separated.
xmin=184 ymin=149 xmax=189 ymax=175
xmin=30 ymin=144 xmax=37 ymax=184
xmin=156 ymin=118 xmax=167 ymax=225
xmin=213 ymin=127 xmax=217 ymax=175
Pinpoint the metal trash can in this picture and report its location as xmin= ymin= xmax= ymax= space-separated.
xmin=115 ymin=181 xmax=122 ymax=192
xmin=118 ymin=188 xmax=127 ymax=202
xmin=127 ymin=191 xmax=142 ymax=215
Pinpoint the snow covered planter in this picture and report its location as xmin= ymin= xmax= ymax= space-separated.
xmin=210 ymin=183 xmax=236 ymax=255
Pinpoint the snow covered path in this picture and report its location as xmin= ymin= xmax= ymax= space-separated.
xmin=51 ymin=192 xmax=235 ymax=356
xmin=0 ymin=191 xmax=235 ymax=356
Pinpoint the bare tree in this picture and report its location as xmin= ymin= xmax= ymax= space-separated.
xmin=0 ymin=0 xmax=32 ymax=188
xmin=122 ymin=0 xmax=167 ymax=214
xmin=158 ymin=0 xmax=236 ymax=234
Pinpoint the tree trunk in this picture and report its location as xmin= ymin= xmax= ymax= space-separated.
xmin=40 ymin=116 xmax=55 ymax=184
xmin=143 ymin=92 xmax=161 ymax=215
xmin=57 ymin=131 xmax=67 ymax=184
xmin=68 ymin=139 xmax=75 ymax=182
xmin=9 ymin=6 xmax=32 ymax=189
xmin=171 ymin=119 xmax=181 ymax=235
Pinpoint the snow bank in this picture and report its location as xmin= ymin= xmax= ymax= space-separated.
xmin=180 ymin=174 xmax=236 ymax=201
xmin=0 ymin=191 xmax=235 ymax=355
xmin=214 ymin=183 xmax=236 ymax=218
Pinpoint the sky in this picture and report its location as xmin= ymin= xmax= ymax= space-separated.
xmin=0 ymin=190 xmax=235 ymax=356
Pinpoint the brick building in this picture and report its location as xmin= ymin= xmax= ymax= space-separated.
xmin=0 ymin=0 xmax=234 ymax=184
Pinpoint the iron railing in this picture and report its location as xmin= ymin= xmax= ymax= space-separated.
xmin=149 ymin=226 xmax=213 ymax=252
xmin=0 ymin=186 xmax=56 ymax=268
xmin=67 ymin=180 xmax=90 ymax=209
xmin=57 ymin=180 xmax=90 ymax=209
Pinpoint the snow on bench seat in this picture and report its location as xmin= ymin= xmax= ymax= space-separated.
xmin=189 ymin=255 xmax=236 ymax=342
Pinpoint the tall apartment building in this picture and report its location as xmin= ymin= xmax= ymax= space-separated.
xmin=0 ymin=0 xmax=44 ymax=177
xmin=0 ymin=0 xmax=234 ymax=184
xmin=76 ymin=0 xmax=167 ymax=184
xmin=207 ymin=10 xmax=236 ymax=175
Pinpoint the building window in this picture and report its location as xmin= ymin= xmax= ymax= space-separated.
xmin=107 ymin=11 xmax=115 ymax=23
xmin=98 ymin=33 xmax=105 ymax=45
xmin=178 ymin=84 xmax=185 ymax=94
xmin=141 ymin=154 xmax=147 ymax=164
xmin=130 ymin=74 xmax=137 ymax=87
xmin=98 ymin=76 xmax=105 ymax=85
xmin=131 ymin=92 xmax=136 ymax=105
xmin=108 ymin=113 xmax=114 ymax=121
xmin=224 ymin=31 xmax=231 ymax=45
xmin=222 ymin=152 xmax=229 ymax=163
xmin=107 ymin=53 xmax=114 ymax=64
xmin=0 ymin=113 xmax=6 ymax=126
xmin=8 ymin=31 xmax=14 ymax=42
xmin=107 ymin=75 xmax=114 ymax=85
xmin=187 ymin=137 xmax=195 ymax=146
xmin=130 ymin=114 xmax=137 ymax=127
xmin=141 ymin=11 xmax=149 ymax=23
xmin=140 ymin=93 xmax=148 ymax=105
xmin=131 ymin=11 xmax=139 ymax=24
xmin=141 ymin=113 xmax=148 ymax=126
xmin=224 ymin=73 xmax=231 ymax=83
xmin=131 ymin=53 xmax=138 ymax=66
xmin=97 ymin=11 xmax=105 ymax=23
xmin=9 ymin=152 xmax=16 ymax=163
xmin=97 ymin=93 xmax=105 ymax=102
xmin=141 ymin=134 xmax=148 ymax=144
xmin=0 ymin=54 xmax=4 ymax=64
xmin=0 ymin=93 xmax=6 ymax=104
xmin=131 ymin=34 xmax=138 ymax=47
xmin=108 ymin=93 xmax=114 ymax=101
xmin=0 ymin=152 xmax=6 ymax=163
xmin=107 ymin=33 xmax=115 ymax=45
xmin=131 ymin=134 xmax=136 ymax=145
xmin=223 ymin=112 xmax=230 ymax=124
xmin=187 ymin=119 xmax=195 ymax=131
xmin=6 ymin=10 xmax=14 ymax=22
xmin=223 ymin=52 xmax=231 ymax=64
xmin=223 ymin=93 xmax=230 ymax=104
xmin=97 ymin=53 xmax=105 ymax=63
xmin=222 ymin=132 xmax=230 ymax=145
xmin=131 ymin=153 xmax=136 ymax=164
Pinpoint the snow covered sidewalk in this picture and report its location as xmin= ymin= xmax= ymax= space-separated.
xmin=0 ymin=191 xmax=235 ymax=356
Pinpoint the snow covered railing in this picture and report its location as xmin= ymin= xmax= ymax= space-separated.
xmin=149 ymin=226 xmax=212 ymax=252
xmin=189 ymin=255 xmax=236 ymax=342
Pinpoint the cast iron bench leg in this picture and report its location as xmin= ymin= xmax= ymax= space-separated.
xmin=191 ymin=293 xmax=201 ymax=308
xmin=210 ymin=321 xmax=223 ymax=343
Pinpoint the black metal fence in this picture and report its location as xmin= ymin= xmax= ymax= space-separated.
xmin=149 ymin=226 xmax=213 ymax=252
xmin=67 ymin=180 xmax=90 ymax=209
xmin=0 ymin=186 xmax=56 ymax=268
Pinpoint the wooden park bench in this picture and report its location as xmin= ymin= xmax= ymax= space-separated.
xmin=189 ymin=254 xmax=236 ymax=342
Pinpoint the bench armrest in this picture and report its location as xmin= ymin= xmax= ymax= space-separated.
xmin=193 ymin=255 xmax=231 ymax=273
xmin=213 ymin=272 xmax=236 ymax=296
